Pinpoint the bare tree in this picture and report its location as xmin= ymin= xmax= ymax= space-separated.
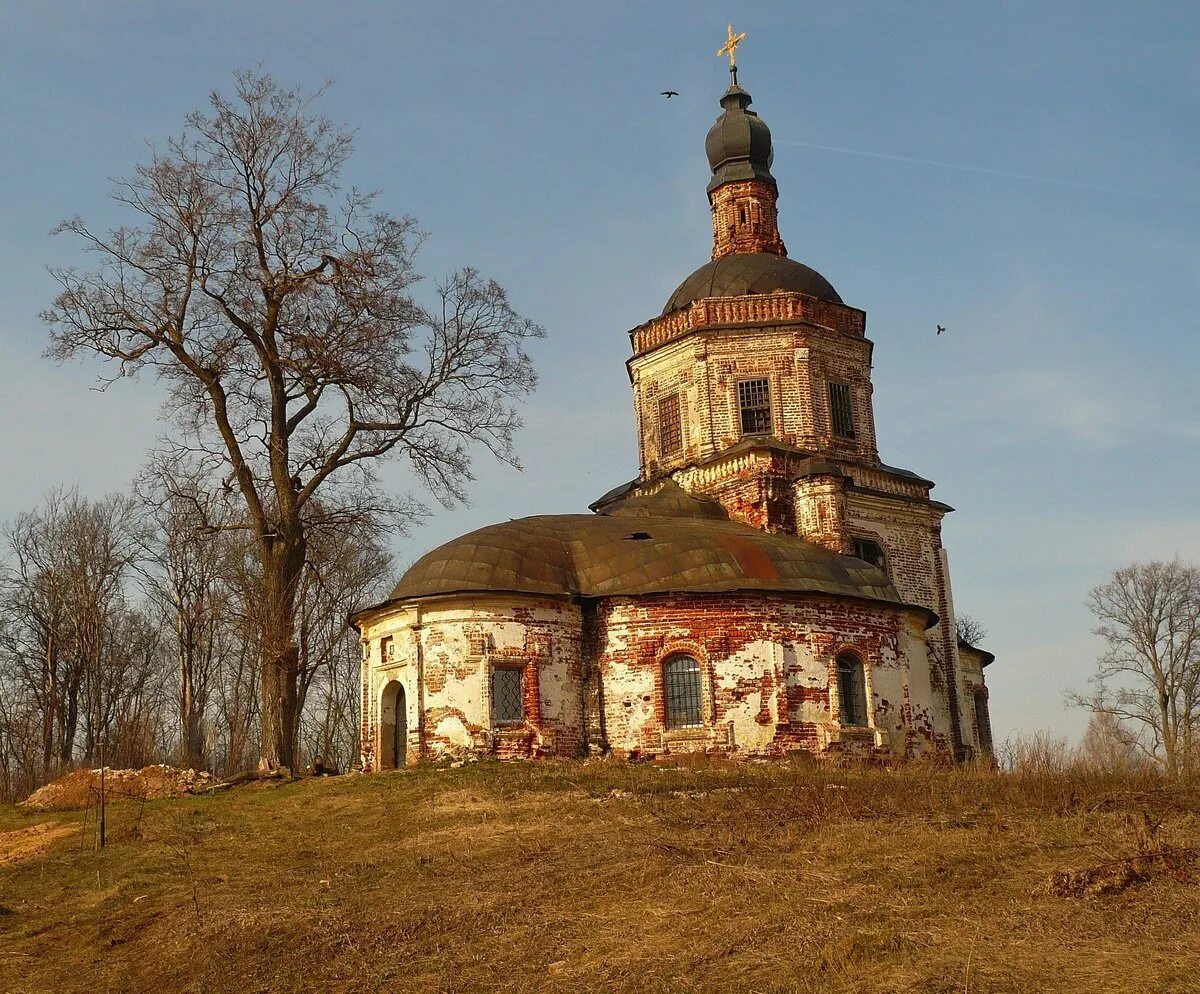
xmin=43 ymin=70 xmax=543 ymax=769
xmin=1071 ymin=560 xmax=1200 ymax=778
xmin=0 ymin=493 xmax=73 ymax=775
xmin=295 ymin=515 xmax=393 ymax=771
xmin=955 ymin=613 xmax=988 ymax=647
xmin=136 ymin=464 xmax=234 ymax=769
xmin=1075 ymin=711 xmax=1150 ymax=774
xmin=0 ymin=489 xmax=158 ymax=785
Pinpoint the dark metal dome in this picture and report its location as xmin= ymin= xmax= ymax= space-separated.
xmin=372 ymin=484 xmax=925 ymax=621
xmin=705 ymin=84 xmax=775 ymax=192
xmin=663 ymin=252 xmax=843 ymax=315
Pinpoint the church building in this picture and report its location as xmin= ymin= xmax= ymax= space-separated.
xmin=351 ymin=52 xmax=994 ymax=770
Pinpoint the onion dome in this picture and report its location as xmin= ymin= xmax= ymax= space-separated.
xmin=705 ymin=83 xmax=776 ymax=193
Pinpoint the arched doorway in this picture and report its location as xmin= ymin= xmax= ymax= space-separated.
xmin=381 ymin=681 xmax=408 ymax=769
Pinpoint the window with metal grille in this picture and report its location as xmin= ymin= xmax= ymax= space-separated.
xmin=658 ymin=393 xmax=682 ymax=455
xmin=492 ymin=667 xmax=524 ymax=724
xmin=852 ymin=538 xmax=886 ymax=571
xmin=974 ymin=690 xmax=993 ymax=753
xmin=737 ymin=378 xmax=772 ymax=436
xmin=828 ymin=382 xmax=856 ymax=439
xmin=836 ymin=653 xmax=869 ymax=727
xmin=663 ymin=655 xmax=703 ymax=729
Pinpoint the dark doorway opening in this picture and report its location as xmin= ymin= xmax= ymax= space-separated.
xmin=381 ymin=681 xmax=407 ymax=769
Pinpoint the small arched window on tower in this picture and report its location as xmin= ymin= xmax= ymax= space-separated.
xmin=836 ymin=652 xmax=869 ymax=727
xmin=663 ymin=654 xmax=704 ymax=729
xmin=738 ymin=204 xmax=748 ymax=226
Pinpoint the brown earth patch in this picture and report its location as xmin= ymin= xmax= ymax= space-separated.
xmin=0 ymin=822 xmax=73 ymax=866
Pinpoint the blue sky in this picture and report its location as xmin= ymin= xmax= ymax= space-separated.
xmin=2 ymin=1 xmax=1198 ymax=743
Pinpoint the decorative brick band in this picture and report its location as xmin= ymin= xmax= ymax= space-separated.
xmin=631 ymin=292 xmax=866 ymax=356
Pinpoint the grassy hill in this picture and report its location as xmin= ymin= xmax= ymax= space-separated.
xmin=1 ymin=759 xmax=1198 ymax=994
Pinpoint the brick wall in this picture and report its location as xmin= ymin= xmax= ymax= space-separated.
xmin=356 ymin=588 xmax=955 ymax=766
xmin=357 ymin=597 xmax=585 ymax=765
xmin=594 ymin=591 xmax=950 ymax=760
xmin=709 ymin=179 xmax=787 ymax=259
xmin=631 ymin=321 xmax=881 ymax=480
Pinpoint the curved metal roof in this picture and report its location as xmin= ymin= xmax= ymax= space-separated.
xmin=705 ymin=84 xmax=775 ymax=192
xmin=365 ymin=485 xmax=931 ymax=624
xmin=663 ymin=252 xmax=843 ymax=315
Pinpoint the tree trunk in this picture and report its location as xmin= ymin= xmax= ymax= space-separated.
xmin=42 ymin=632 xmax=56 ymax=776
xmin=178 ymin=614 xmax=206 ymax=770
xmin=258 ymin=538 xmax=306 ymax=771
xmin=62 ymin=677 xmax=79 ymax=765
xmin=1159 ymin=688 xmax=1178 ymax=778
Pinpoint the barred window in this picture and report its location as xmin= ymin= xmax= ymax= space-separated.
xmin=974 ymin=690 xmax=993 ymax=753
xmin=737 ymin=378 xmax=772 ymax=436
xmin=492 ymin=667 xmax=524 ymax=724
xmin=663 ymin=654 xmax=703 ymax=729
xmin=658 ymin=393 xmax=682 ymax=455
xmin=852 ymin=538 xmax=886 ymax=571
xmin=836 ymin=653 xmax=869 ymax=727
xmin=828 ymin=382 xmax=856 ymax=439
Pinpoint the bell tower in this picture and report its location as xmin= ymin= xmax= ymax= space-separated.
xmin=592 ymin=30 xmax=984 ymax=759
xmin=618 ymin=57 xmax=883 ymax=528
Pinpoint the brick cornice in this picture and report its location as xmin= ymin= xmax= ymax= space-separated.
xmin=629 ymin=291 xmax=866 ymax=359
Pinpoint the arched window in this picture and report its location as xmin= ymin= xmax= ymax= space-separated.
xmin=836 ymin=653 xmax=869 ymax=727
xmin=663 ymin=654 xmax=703 ymax=729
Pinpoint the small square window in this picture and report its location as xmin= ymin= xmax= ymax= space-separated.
xmin=658 ymin=394 xmax=682 ymax=456
xmin=738 ymin=378 xmax=772 ymax=436
xmin=828 ymin=382 xmax=856 ymax=439
xmin=492 ymin=667 xmax=524 ymax=724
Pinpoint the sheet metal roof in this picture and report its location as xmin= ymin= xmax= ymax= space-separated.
xmin=362 ymin=485 xmax=932 ymax=625
xmin=663 ymin=253 xmax=843 ymax=315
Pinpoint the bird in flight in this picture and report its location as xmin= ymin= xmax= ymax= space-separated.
xmin=661 ymin=90 xmax=679 ymax=98
xmin=936 ymin=325 xmax=946 ymax=335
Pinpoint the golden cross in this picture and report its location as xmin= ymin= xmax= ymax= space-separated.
xmin=717 ymin=23 xmax=747 ymax=67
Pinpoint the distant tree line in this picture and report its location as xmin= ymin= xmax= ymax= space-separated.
xmin=0 ymin=477 xmax=392 ymax=802
xmin=0 ymin=69 xmax=542 ymax=796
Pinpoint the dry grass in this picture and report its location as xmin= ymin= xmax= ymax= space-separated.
xmin=1 ymin=759 xmax=1198 ymax=994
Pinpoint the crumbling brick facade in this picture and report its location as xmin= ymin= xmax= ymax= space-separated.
xmin=352 ymin=66 xmax=992 ymax=770
xmin=355 ymin=588 xmax=946 ymax=767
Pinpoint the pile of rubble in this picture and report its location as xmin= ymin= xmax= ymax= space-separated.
xmin=19 ymin=765 xmax=214 ymax=811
